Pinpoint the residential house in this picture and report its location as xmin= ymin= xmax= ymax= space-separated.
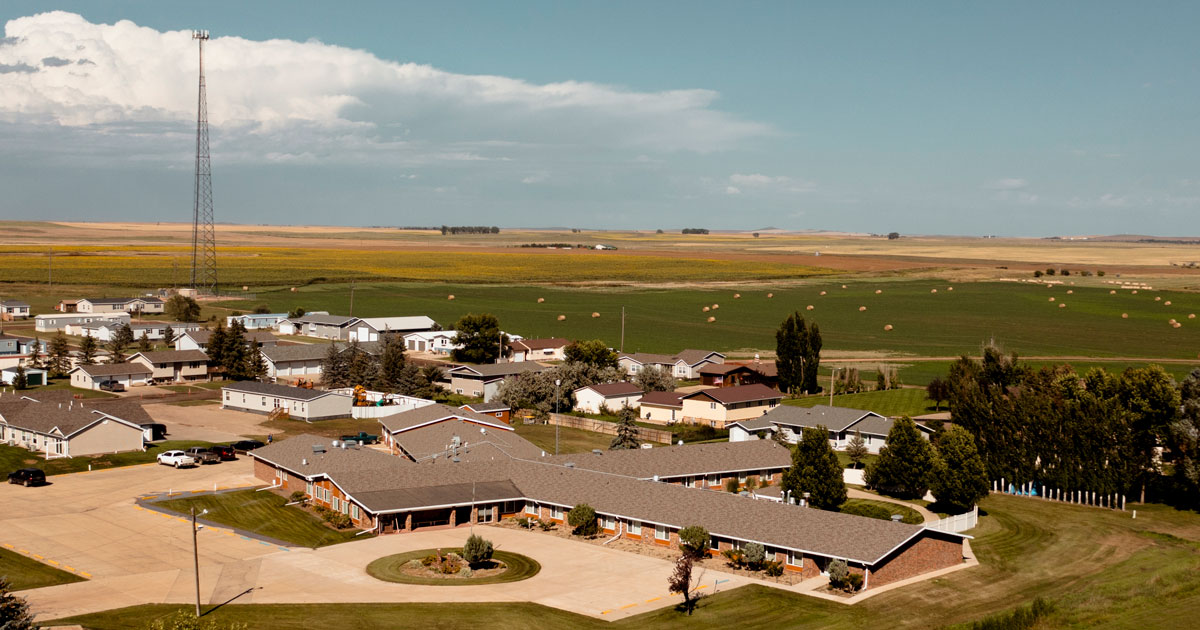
xmin=354 ymin=316 xmax=438 ymax=341
xmin=0 ymin=300 xmax=30 ymax=320
xmin=377 ymin=404 xmax=543 ymax=462
xmin=447 ymin=362 xmax=549 ymax=402
xmin=460 ymin=402 xmax=512 ymax=424
xmin=637 ymin=391 xmax=684 ymax=424
xmin=129 ymin=350 xmax=210 ymax=383
xmin=35 ymin=312 xmax=129 ymax=333
xmin=617 ymin=352 xmax=676 ymax=376
xmin=226 ymin=313 xmax=289 ymax=330
xmin=619 ymin=349 xmax=725 ymax=379
xmin=76 ymin=297 xmax=164 ymax=315
xmin=402 ymin=330 xmax=459 ymax=354
xmin=175 ymin=329 xmax=278 ymax=352
xmin=0 ymin=392 xmax=146 ymax=458
xmin=55 ymin=299 xmax=79 ymax=313
xmin=221 ymin=381 xmax=352 ymax=421
xmin=250 ymin=433 xmax=969 ymax=588
xmin=277 ymin=313 xmax=359 ymax=340
xmin=700 ymin=360 xmax=779 ymax=389
xmin=679 ymin=384 xmax=783 ymax=429
xmin=68 ymin=363 xmax=153 ymax=390
xmin=1 ymin=367 xmax=48 ymax=387
xmin=573 ymin=382 xmax=643 ymax=414
xmin=260 ymin=344 xmax=329 ymax=380
xmin=730 ymin=405 xmax=932 ymax=454
xmin=70 ymin=321 xmax=203 ymax=343
xmin=509 ymin=338 xmax=571 ymax=362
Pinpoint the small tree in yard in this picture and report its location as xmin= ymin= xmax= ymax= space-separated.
xmin=11 ymin=365 xmax=28 ymax=390
xmin=0 ymin=577 xmax=36 ymax=630
xmin=462 ymin=534 xmax=494 ymax=567
xmin=865 ymin=417 xmax=936 ymax=500
xmin=743 ymin=542 xmax=766 ymax=570
xmin=567 ymin=503 xmax=598 ymax=537
xmin=929 ymin=425 xmax=989 ymax=513
xmin=79 ymin=335 xmax=98 ymax=365
xmin=725 ymin=477 xmax=740 ymax=493
xmin=845 ymin=431 xmax=869 ymax=469
xmin=609 ymin=403 xmax=641 ymax=450
xmin=827 ymin=559 xmax=849 ymax=590
xmin=668 ymin=555 xmax=700 ymax=615
xmin=677 ymin=525 xmax=709 ymax=559
xmin=145 ymin=608 xmax=248 ymax=630
xmin=927 ymin=377 xmax=950 ymax=411
xmin=137 ymin=330 xmax=153 ymax=353
xmin=780 ymin=426 xmax=847 ymax=510
xmin=48 ymin=331 xmax=71 ymax=377
xmin=633 ymin=365 xmax=675 ymax=392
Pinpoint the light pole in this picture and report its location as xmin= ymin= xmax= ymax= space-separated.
xmin=192 ymin=507 xmax=209 ymax=617
xmin=554 ymin=379 xmax=561 ymax=455
xmin=829 ymin=367 xmax=839 ymax=406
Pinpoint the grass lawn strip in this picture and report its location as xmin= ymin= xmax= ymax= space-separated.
xmin=0 ymin=547 xmax=87 ymax=591
xmin=784 ymin=388 xmax=937 ymax=418
xmin=838 ymin=498 xmax=923 ymax=525
xmin=0 ymin=440 xmax=218 ymax=478
xmin=366 ymin=548 xmax=540 ymax=586
xmin=513 ymin=422 xmax=612 ymax=454
xmin=154 ymin=489 xmax=363 ymax=548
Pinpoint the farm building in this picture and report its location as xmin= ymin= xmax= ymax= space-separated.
xmin=680 ymin=384 xmax=782 ymax=429
xmin=0 ymin=392 xmax=146 ymax=458
xmin=637 ymin=390 xmax=684 ymax=424
xmin=509 ymin=338 xmax=571 ymax=362
xmin=573 ymin=382 xmax=643 ymax=414
xmin=447 ymin=361 xmax=549 ymax=402
xmin=68 ymin=363 xmax=153 ymax=390
xmin=460 ymin=401 xmax=512 ymax=424
xmin=175 ymin=329 xmax=278 ymax=352
xmin=250 ymin=433 xmax=969 ymax=589
xmin=75 ymin=297 xmax=164 ymax=315
xmin=731 ymin=405 xmax=932 ymax=454
xmin=128 ymin=350 xmax=210 ymax=383
xmin=619 ymin=349 xmax=725 ymax=379
xmin=700 ymin=360 xmax=779 ymax=389
xmin=221 ymin=381 xmax=352 ymax=421
xmin=0 ymin=300 xmax=30 ymax=320
xmin=35 ymin=311 xmax=130 ymax=333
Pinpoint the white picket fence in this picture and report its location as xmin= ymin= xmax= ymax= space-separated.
xmin=925 ymin=506 xmax=978 ymax=534
xmin=993 ymin=479 xmax=1125 ymax=510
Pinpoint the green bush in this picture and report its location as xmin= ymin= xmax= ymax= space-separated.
xmin=763 ymin=560 xmax=784 ymax=577
xmin=288 ymin=490 xmax=308 ymax=504
xmin=968 ymin=597 xmax=1054 ymax=630
xmin=839 ymin=502 xmax=893 ymax=521
xmin=514 ymin=516 xmax=531 ymax=529
xmin=721 ymin=548 xmax=745 ymax=568
xmin=725 ymin=477 xmax=740 ymax=493
xmin=538 ymin=520 xmax=556 ymax=531
xmin=677 ymin=525 xmax=710 ymax=559
xmin=462 ymin=534 xmax=494 ymax=567
xmin=743 ymin=542 xmax=766 ymax=569
xmin=145 ymin=609 xmax=248 ymax=629
xmin=828 ymin=559 xmax=849 ymax=590
xmin=847 ymin=573 xmax=863 ymax=592
xmin=325 ymin=511 xmax=352 ymax=529
xmin=567 ymin=504 xmax=598 ymax=537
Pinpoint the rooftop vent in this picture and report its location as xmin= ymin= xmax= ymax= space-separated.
xmin=302 ymin=458 xmax=308 ymax=466
xmin=452 ymin=456 xmax=460 ymax=463
xmin=891 ymin=514 xmax=903 ymax=522
xmin=312 ymin=445 xmax=325 ymax=453
xmin=565 ymin=462 xmax=575 ymax=468
xmin=591 ymin=449 xmax=603 ymax=455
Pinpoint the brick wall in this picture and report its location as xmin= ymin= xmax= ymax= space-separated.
xmin=869 ymin=532 xmax=962 ymax=587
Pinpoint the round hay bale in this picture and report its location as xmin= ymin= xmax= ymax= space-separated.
xmin=734 ymin=293 xmax=741 ymax=299
xmin=883 ymin=324 xmax=893 ymax=331
xmin=702 ymin=306 xmax=710 ymax=312
xmin=858 ymin=306 xmax=867 ymax=312
xmin=1121 ymin=313 xmax=1129 ymax=319
xmin=806 ymin=305 xmax=814 ymax=311
xmin=242 ymin=285 xmax=249 ymax=291
xmin=1110 ymin=290 xmax=1117 ymax=294
xmin=1173 ymin=322 xmax=1183 ymax=329
xmin=1169 ymin=318 xmax=1177 ymax=325
xmin=447 ymin=294 xmax=455 ymax=300
xmin=290 ymin=287 xmax=297 ymax=292
xmin=1189 ymin=313 xmax=1196 ymax=319
xmin=537 ymin=297 xmax=545 ymax=303
xmin=591 ymin=312 xmax=600 ymax=318
xmin=1049 ymin=297 xmax=1055 ymax=302
xmin=819 ymin=291 xmax=827 ymax=296
xmin=841 ymin=284 xmax=848 ymax=289
xmin=931 ymin=288 xmax=938 ymax=293
xmin=947 ymin=286 xmax=954 ymax=291
xmin=1155 ymin=296 xmax=1162 ymax=302
xmin=707 ymin=316 xmax=716 ymax=323
xmin=1067 ymin=290 xmax=1073 ymax=294
xmin=712 ymin=303 xmax=720 ymax=310
xmin=1165 ymin=300 xmax=1172 ymax=306
xmin=1132 ymin=290 xmax=1138 ymax=294
xmin=766 ymin=292 xmax=774 ymax=298
xmin=556 ymin=315 xmax=566 ymax=321
xmin=1058 ymin=303 xmax=1066 ymax=308
xmin=875 ymin=289 xmax=882 ymax=294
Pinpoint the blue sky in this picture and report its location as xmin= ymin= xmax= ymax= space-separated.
xmin=1 ymin=1 xmax=1197 ymax=235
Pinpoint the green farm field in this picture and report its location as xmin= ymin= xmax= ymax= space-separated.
xmin=215 ymin=280 xmax=1200 ymax=360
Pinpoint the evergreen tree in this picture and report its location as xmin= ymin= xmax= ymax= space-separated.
xmin=243 ymin=347 xmax=267 ymax=381
xmin=377 ymin=334 xmax=408 ymax=392
xmin=163 ymin=323 xmax=177 ymax=348
xmin=451 ymin=313 xmax=504 ymax=364
xmin=865 ymin=417 xmax=936 ymax=499
xmin=780 ymin=426 xmax=847 ymax=510
xmin=929 ymin=425 xmax=989 ymax=512
xmin=0 ymin=576 xmax=36 ymax=630
xmin=26 ymin=336 xmax=45 ymax=370
xmin=47 ymin=331 xmax=71 ymax=377
xmin=347 ymin=342 xmax=379 ymax=388
xmin=221 ymin=321 xmax=253 ymax=380
xmin=12 ymin=365 xmax=28 ymax=390
xmin=775 ymin=312 xmax=821 ymax=394
xmin=845 ymin=431 xmax=869 ymax=469
xmin=106 ymin=323 xmax=134 ymax=363
xmin=79 ymin=335 xmax=98 ymax=365
xmin=321 ymin=342 xmax=351 ymax=388
xmin=206 ymin=323 xmax=229 ymax=369
xmin=136 ymin=330 xmax=153 ymax=353
xmin=804 ymin=322 xmax=822 ymax=394
xmin=609 ymin=403 xmax=641 ymax=450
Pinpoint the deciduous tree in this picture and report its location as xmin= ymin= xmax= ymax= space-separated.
xmin=164 ymin=294 xmax=202 ymax=322
xmin=930 ymin=425 xmax=989 ymax=512
xmin=451 ymin=313 xmax=504 ymax=364
xmin=633 ymin=365 xmax=675 ymax=393
xmin=781 ymin=426 xmax=847 ymax=509
xmin=564 ymin=339 xmax=617 ymax=369
xmin=866 ymin=417 xmax=936 ymax=499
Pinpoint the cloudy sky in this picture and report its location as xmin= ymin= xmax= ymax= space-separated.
xmin=1 ymin=2 xmax=1197 ymax=235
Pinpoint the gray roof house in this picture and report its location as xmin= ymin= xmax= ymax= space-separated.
xmin=447 ymin=361 xmax=549 ymax=402
xmin=221 ymin=381 xmax=352 ymax=421
xmin=0 ymin=392 xmax=146 ymax=457
xmin=730 ymin=404 xmax=932 ymax=454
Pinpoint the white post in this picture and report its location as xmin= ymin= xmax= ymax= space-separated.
xmin=1001 ymin=477 xmax=1006 ymax=493
xmin=1121 ymin=495 xmax=1126 ymax=511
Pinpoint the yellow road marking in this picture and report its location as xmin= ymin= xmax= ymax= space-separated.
xmin=600 ymin=610 xmax=613 ymax=615
xmin=17 ymin=549 xmax=29 ymax=554
xmin=644 ymin=597 xmax=661 ymax=603
xmin=79 ymin=572 xmax=92 ymax=578
xmin=619 ymin=603 xmax=638 ymax=610
xmin=65 ymin=565 xmax=75 ymax=572
xmin=2 ymin=543 xmax=12 ymax=549
xmin=46 ymin=559 xmax=59 ymax=566
xmin=695 ymin=584 xmax=709 ymax=590
xmin=32 ymin=554 xmax=43 ymax=560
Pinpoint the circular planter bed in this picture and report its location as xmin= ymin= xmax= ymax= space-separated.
xmin=366 ymin=548 xmax=540 ymax=585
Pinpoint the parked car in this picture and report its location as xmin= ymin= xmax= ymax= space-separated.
xmin=157 ymin=450 xmax=197 ymax=468
xmin=185 ymin=447 xmax=220 ymax=465
xmin=340 ymin=431 xmax=379 ymax=445
xmin=229 ymin=440 xmax=265 ymax=453
xmin=98 ymin=381 xmax=126 ymax=392
xmin=209 ymin=445 xmax=237 ymax=461
xmin=7 ymin=468 xmax=46 ymax=487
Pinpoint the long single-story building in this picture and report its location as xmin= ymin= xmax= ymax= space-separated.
xmin=250 ymin=433 xmax=969 ymax=589
xmin=509 ymin=338 xmax=571 ymax=363
xmin=730 ymin=405 xmax=932 ymax=454
xmin=221 ymin=381 xmax=352 ymax=421
xmin=0 ymin=300 xmax=31 ymax=320
xmin=176 ymin=329 xmax=278 ymax=352
xmin=68 ymin=363 xmax=153 ymax=390
xmin=75 ymin=297 xmax=164 ymax=315
xmin=573 ymin=382 xmax=643 ymax=414
xmin=680 ymin=384 xmax=783 ymax=429
xmin=0 ymin=392 xmax=146 ymax=457
xmin=35 ymin=311 xmax=130 ymax=333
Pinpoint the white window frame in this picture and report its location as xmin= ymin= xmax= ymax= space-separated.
xmin=305 ymin=481 xmax=313 ymax=495
xmin=601 ymin=515 xmax=615 ymax=530
xmin=787 ymin=550 xmax=801 ymax=567
xmin=525 ymin=501 xmax=538 ymax=515
xmin=707 ymin=474 xmax=720 ymax=487
xmin=655 ymin=525 xmax=669 ymax=541
xmin=628 ymin=521 xmax=643 ymax=535
xmin=738 ymin=473 xmax=747 ymax=484
xmin=551 ymin=506 xmax=564 ymax=520
xmin=332 ymin=497 xmax=341 ymax=512
xmin=684 ymin=477 xmax=696 ymax=488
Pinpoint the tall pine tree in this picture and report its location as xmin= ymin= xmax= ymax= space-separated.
xmin=79 ymin=335 xmax=98 ymax=365
xmin=47 ymin=332 xmax=71 ymax=377
xmin=780 ymin=426 xmax=846 ymax=510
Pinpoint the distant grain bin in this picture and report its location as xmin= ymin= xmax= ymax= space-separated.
xmin=537 ymin=297 xmax=545 ymax=303
xmin=707 ymin=316 xmax=716 ymax=323
xmin=591 ymin=312 xmax=600 ymax=318
xmin=858 ymin=306 xmax=867 ymax=312
xmin=884 ymin=324 xmax=894 ymax=331
xmin=557 ymin=315 xmax=566 ymax=321
xmin=447 ymin=294 xmax=455 ymax=300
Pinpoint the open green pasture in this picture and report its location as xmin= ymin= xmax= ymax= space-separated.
xmin=48 ymin=494 xmax=1200 ymax=629
xmin=217 ymin=280 xmax=1200 ymax=359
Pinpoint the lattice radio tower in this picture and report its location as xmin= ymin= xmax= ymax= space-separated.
xmin=190 ymin=30 xmax=218 ymax=295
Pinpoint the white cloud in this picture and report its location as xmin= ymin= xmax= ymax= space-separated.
xmin=0 ymin=12 xmax=768 ymax=161
xmin=985 ymin=178 xmax=1028 ymax=190
xmin=728 ymin=173 xmax=814 ymax=193
xmin=725 ymin=186 xmax=740 ymax=194
xmin=522 ymin=172 xmax=549 ymax=184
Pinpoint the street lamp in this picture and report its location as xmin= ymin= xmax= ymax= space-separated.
xmin=829 ymin=367 xmax=839 ymax=406
xmin=192 ymin=507 xmax=209 ymax=617
xmin=554 ymin=379 xmax=562 ymax=455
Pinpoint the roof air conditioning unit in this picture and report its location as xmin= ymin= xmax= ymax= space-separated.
xmin=592 ymin=449 xmax=603 ymax=455
xmin=565 ymin=462 xmax=575 ymax=468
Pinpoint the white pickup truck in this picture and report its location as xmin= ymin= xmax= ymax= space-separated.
xmin=157 ymin=450 xmax=198 ymax=468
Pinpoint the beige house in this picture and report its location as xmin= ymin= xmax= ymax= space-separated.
xmin=129 ymin=350 xmax=210 ymax=383
xmin=509 ymin=338 xmax=571 ymax=362
xmin=447 ymin=362 xmax=548 ymax=402
xmin=221 ymin=381 xmax=352 ymax=421
xmin=637 ymin=391 xmax=684 ymax=424
xmin=68 ymin=363 xmax=153 ymax=390
xmin=75 ymin=297 xmax=164 ymax=314
xmin=0 ymin=392 xmax=145 ymax=458
xmin=680 ymin=384 xmax=782 ymax=429
xmin=618 ymin=349 xmax=725 ymax=379
xmin=573 ymin=382 xmax=643 ymax=414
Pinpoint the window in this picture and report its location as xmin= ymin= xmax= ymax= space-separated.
xmin=551 ymin=506 xmax=564 ymax=520
xmin=684 ymin=477 xmax=697 ymax=488
xmin=477 ymin=506 xmax=495 ymax=522
xmin=655 ymin=525 xmax=669 ymax=541
xmin=352 ymin=504 xmax=360 ymax=520
xmin=707 ymin=474 xmax=720 ymax=487
xmin=525 ymin=501 xmax=538 ymax=515
xmin=332 ymin=497 xmax=341 ymax=512
xmin=456 ymin=388 xmax=463 ymax=394
xmin=224 ymin=392 xmax=230 ymax=401
xmin=710 ymin=402 xmax=717 ymax=409
xmin=306 ymin=482 xmax=313 ymax=495
xmin=629 ymin=521 xmax=643 ymax=535
xmin=738 ymin=473 xmax=747 ymax=484
xmin=601 ymin=515 xmax=615 ymax=530
xmin=787 ymin=550 xmax=801 ymax=567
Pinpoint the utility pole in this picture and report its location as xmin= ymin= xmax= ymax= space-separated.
xmin=620 ymin=306 xmax=625 ymax=353
xmin=829 ymin=368 xmax=838 ymax=406
xmin=192 ymin=506 xmax=202 ymax=617
xmin=349 ymin=282 xmax=355 ymax=316
xmin=190 ymin=29 xmax=218 ymax=295
xmin=47 ymin=248 xmax=52 ymax=288
xmin=554 ymin=378 xmax=561 ymax=455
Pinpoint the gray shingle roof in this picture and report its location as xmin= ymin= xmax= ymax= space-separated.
xmin=185 ymin=330 xmax=277 ymax=344
xmin=131 ymin=350 xmax=209 ymax=364
xmin=540 ymin=439 xmax=791 ymax=479
xmin=578 ymin=382 xmax=643 ymax=397
xmin=747 ymin=405 xmax=880 ymax=433
xmin=70 ymin=363 xmax=153 ymax=377
xmin=392 ymin=419 xmax=545 ymax=463
xmin=260 ymin=344 xmax=331 ymax=363
xmin=675 ymin=349 xmax=724 ymax=366
xmin=221 ymin=381 xmax=348 ymax=402
xmin=448 ymin=361 xmax=548 ymax=378
xmin=684 ymin=384 xmax=782 ymax=405
xmin=638 ymin=391 xmax=683 ymax=407
xmin=0 ymin=396 xmax=144 ymax=437
xmin=249 ymin=433 xmax=402 ymax=478
xmin=619 ymin=352 xmax=676 ymax=365
xmin=378 ymin=404 xmax=508 ymax=434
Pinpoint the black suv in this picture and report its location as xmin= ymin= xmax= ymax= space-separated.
xmin=230 ymin=440 xmax=265 ymax=453
xmin=7 ymin=468 xmax=46 ymax=487
xmin=210 ymin=445 xmax=237 ymax=461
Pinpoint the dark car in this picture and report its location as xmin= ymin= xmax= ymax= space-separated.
xmin=230 ymin=440 xmax=265 ymax=453
xmin=184 ymin=446 xmax=220 ymax=464
xmin=98 ymin=381 xmax=126 ymax=392
xmin=209 ymin=445 xmax=237 ymax=461
xmin=7 ymin=468 xmax=46 ymax=487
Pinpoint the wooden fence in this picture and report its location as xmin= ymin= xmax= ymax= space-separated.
xmin=544 ymin=413 xmax=674 ymax=445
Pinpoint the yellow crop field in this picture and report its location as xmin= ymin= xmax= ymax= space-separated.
xmin=0 ymin=246 xmax=834 ymax=287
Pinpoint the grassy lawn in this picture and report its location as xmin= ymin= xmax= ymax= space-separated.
xmin=257 ymin=416 xmax=381 ymax=441
xmin=0 ymin=440 xmax=217 ymax=478
xmin=50 ymin=494 xmax=1200 ymax=629
xmin=0 ymin=547 xmax=86 ymax=591
xmin=26 ymin=379 xmax=118 ymax=399
xmin=839 ymin=498 xmax=923 ymax=525
xmin=785 ymin=388 xmax=937 ymax=418
xmin=513 ymin=422 xmax=613 ymax=454
xmin=155 ymin=489 xmax=364 ymax=548
xmin=366 ymin=549 xmax=541 ymax=585
xmin=834 ymin=451 xmax=878 ymax=469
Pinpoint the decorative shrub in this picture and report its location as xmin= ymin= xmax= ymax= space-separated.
xmin=743 ymin=542 xmax=766 ymax=569
xmin=439 ymin=557 xmax=462 ymax=574
xmin=514 ymin=516 xmax=531 ymax=529
xmin=828 ymin=559 xmax=850 ymax=590
xmin=721 ymin=548 xmax=745 ymax=568
xmin=538 ymin=520 xmax=556 ymax=531
xmin=462 ymin=534 xmax=494 ymax=567
xmin=763 ymin=560 xmax=784 ymax=577
xmin=326 ymin=512 xmax=352 ymax=529
xmin=847 ymin=573 xmax=864 ymax=592
xmin=288 ymin=490 xmax=308 ymax=504
xmin=677 ymin=525 xmax=710 ymax=559
xmin=725 ymin=477 xmax=740 ymax=493
xmin=567 ymin=504 xmax=598 ymax=537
